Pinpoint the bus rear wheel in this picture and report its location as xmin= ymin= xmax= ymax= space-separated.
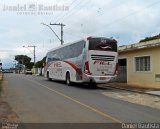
xmin=66 ymin=72 xmax=71 ymax=86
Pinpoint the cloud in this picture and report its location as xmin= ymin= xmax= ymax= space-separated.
xmin=0 ymin=52 xmax=10 ymax=59
xmin=1 ymin=0 xmax=160 ymax=68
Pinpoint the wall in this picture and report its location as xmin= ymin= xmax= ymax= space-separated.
xmin=32 ymin=68 xmax=44 ymax=76
xmin=119 ymin=46 xmax=160 ymax=88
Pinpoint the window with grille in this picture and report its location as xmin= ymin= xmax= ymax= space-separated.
xmin=135 ymin=56 xmax=151 ymax=71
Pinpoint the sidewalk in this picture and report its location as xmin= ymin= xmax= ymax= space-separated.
xmin=101 ymin=82 xmax=160 ymax=97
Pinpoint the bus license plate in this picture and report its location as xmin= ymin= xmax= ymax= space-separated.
xmin=100 ymin=77 xmax=106 ymax=80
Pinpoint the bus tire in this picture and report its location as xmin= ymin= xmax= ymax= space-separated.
xmin=66 ymin=72 xmax=71 ymax=86
xmin=47 ymin=72 xmax=52 ymax=81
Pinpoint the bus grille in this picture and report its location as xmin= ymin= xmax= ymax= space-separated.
xmin=91 ymin=55 xmax=115 ymax=61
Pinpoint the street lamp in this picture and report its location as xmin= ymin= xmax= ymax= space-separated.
xmin=23 ymin=45 xmax=36 ymax=65
xmin=41 ymin=22 xmax=63 ymax=45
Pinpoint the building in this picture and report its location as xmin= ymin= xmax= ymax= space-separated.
xmin=117 ymin=39 xmax=160 ymax=89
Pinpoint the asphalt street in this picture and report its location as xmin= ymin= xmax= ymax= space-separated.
xmin=3 ymin=74 xmax=160 ymax=123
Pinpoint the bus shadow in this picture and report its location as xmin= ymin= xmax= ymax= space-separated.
xmin=47 ymin=80 xmax=111 ymax=90
xmin=71 ymin=83 xmax=111 ymax=90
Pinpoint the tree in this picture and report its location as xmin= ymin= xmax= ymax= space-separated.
xmin=15 ymin=55 xmax=34 ymax=70
xmin=34 ymin=56 xmax=46 ymax=76
xmin=139 ymin=33 xmax=160 ymax=43
xmin=15 ymin=55 xmax=31 ymax=65
xmin=35 ymin=56 xmax=46 ymax=68
xmin=25 ymin=62 xmax=34 ymax=69
xmin=35 ymin=61 xmax=43 ymax=68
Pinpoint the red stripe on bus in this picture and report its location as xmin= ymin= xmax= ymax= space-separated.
xmin=63 ymin=61 xmax=82 ymax=79
xmin=45 ymin=61 xmax=83 ymax=80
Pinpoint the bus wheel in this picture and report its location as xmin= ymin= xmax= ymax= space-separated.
xmin=47 ymin=72 xmax=52 ymax=81
xmin=66 ymin=72 xmax=71 ymax=86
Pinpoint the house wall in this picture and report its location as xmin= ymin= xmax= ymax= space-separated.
xmin=119 ymin=46 xmax=160 ymax=88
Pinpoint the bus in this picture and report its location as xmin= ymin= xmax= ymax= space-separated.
xmin=44 ymin=37 xmax=118 ymax=87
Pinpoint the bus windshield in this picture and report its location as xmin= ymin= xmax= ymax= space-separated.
xmin=89 ymin=38 xmax=117 ymax=52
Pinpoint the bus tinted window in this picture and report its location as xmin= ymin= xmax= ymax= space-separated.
xmin=46 ymin=51 xmax=61 ymax=63
xmin=47 ymin=40 xmax=85 ymax=62
xmin=68 ymin=40 xmax=85 ymax=58
xmin=89 ymin=38 xmax=117 ymax=52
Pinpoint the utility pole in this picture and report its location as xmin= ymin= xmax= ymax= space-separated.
xmin=23 ymin=45 xmax=36 ymax=65
xmin=50 ymin=23 xmax=65 ymax=45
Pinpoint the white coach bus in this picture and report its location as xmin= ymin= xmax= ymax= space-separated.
xmin=44 ymin=37 xmax=118 ymax=86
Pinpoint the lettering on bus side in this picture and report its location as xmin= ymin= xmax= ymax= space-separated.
xmin=93 ymin=61 xmax=110 ymax=65
xmin=54 ymin=62 xmax=62 ymax=67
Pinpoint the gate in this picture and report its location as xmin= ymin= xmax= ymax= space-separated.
xmin=116 ymin=66 xmax=127 ymax=83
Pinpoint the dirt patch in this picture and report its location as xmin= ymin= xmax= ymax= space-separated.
xmin=0 ymin=73 xmax=3 ymax=95
xmin=102 ymin=91 xmax=160 ymax=110
xmin=0 ymin=75 xmax=20 ymax=123
xmin=0 ymin=99 xmax=19 ymax=122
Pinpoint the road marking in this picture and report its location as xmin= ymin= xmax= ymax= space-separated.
xmin=23 ymin=76 xmax=122 ymax=123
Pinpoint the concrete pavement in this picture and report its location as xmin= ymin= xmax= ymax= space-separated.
xmin=146 ymin=91 xmax=160 ymax=96
xmin=2 ymin=74 xmax=160 ymax=124
xmin=103 ymin=82 xmax=160 ymax=96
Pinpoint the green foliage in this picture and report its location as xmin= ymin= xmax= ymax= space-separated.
xmin=15 ymin=55 xmax=31 ymax=65
xmin=15 ymin=55 xmax=34 ymax=69
xmin=25 ymin=62 xmax=34 ymax=69
xmin=139 ymin=34 xmax=160 ymax=43
xmin=35 ymin=56 xmax=46 ymax=68
xmin=35 ymin=60 xmax=43 ymax=68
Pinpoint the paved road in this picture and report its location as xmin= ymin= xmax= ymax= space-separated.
xmin=3 ymin=74 xmax=160 ymax=123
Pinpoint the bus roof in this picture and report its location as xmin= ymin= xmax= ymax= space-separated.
xmin=47 ymin=38 xmax=85 ymax=54
xmin=47 ymin=36 xmax=116 ymax=54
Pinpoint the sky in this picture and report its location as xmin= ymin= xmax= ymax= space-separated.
xmin=0 ymin=0 xmax=160 ymax=68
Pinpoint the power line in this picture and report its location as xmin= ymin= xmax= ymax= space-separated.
xmin=52 ymin=0 xmax=82 ymax=23
xmin=53 ymin=0 xmax=160 ymax=42
xmin=61 ymin=0 xmax=90 ymax=23
xmin=68 ymin=1 xmax=126 ymax=28
xmin=91 ymin=0 xmax=160 ymax=35
xmin=41 ymin=23 xmax=61 ymax=44
xmin=60 ymin=2 xmax=111 ymax=37
xmin=50 ymin=0 xmax=91 ymax=40
xmin=64 ymin=30 xmax=83 ymax=38
xmin=50 ymin=23 xmax=66 ymax=45
xmin=61 ymin=1 xmax=90 ymax=22
xmin=63 ymin=0 xmax=160 ymax=37
xmin=55 ymin=0 xmax=90 ymax=23
xmin=52 ymin=0 xmax=80 ymax=23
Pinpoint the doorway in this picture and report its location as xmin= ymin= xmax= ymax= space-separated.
xmin=116 ymin=58 xmax=127 ymax=83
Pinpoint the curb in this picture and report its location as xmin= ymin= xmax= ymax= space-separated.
xmin=105 ymin=85 xmax=160 ymax=97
